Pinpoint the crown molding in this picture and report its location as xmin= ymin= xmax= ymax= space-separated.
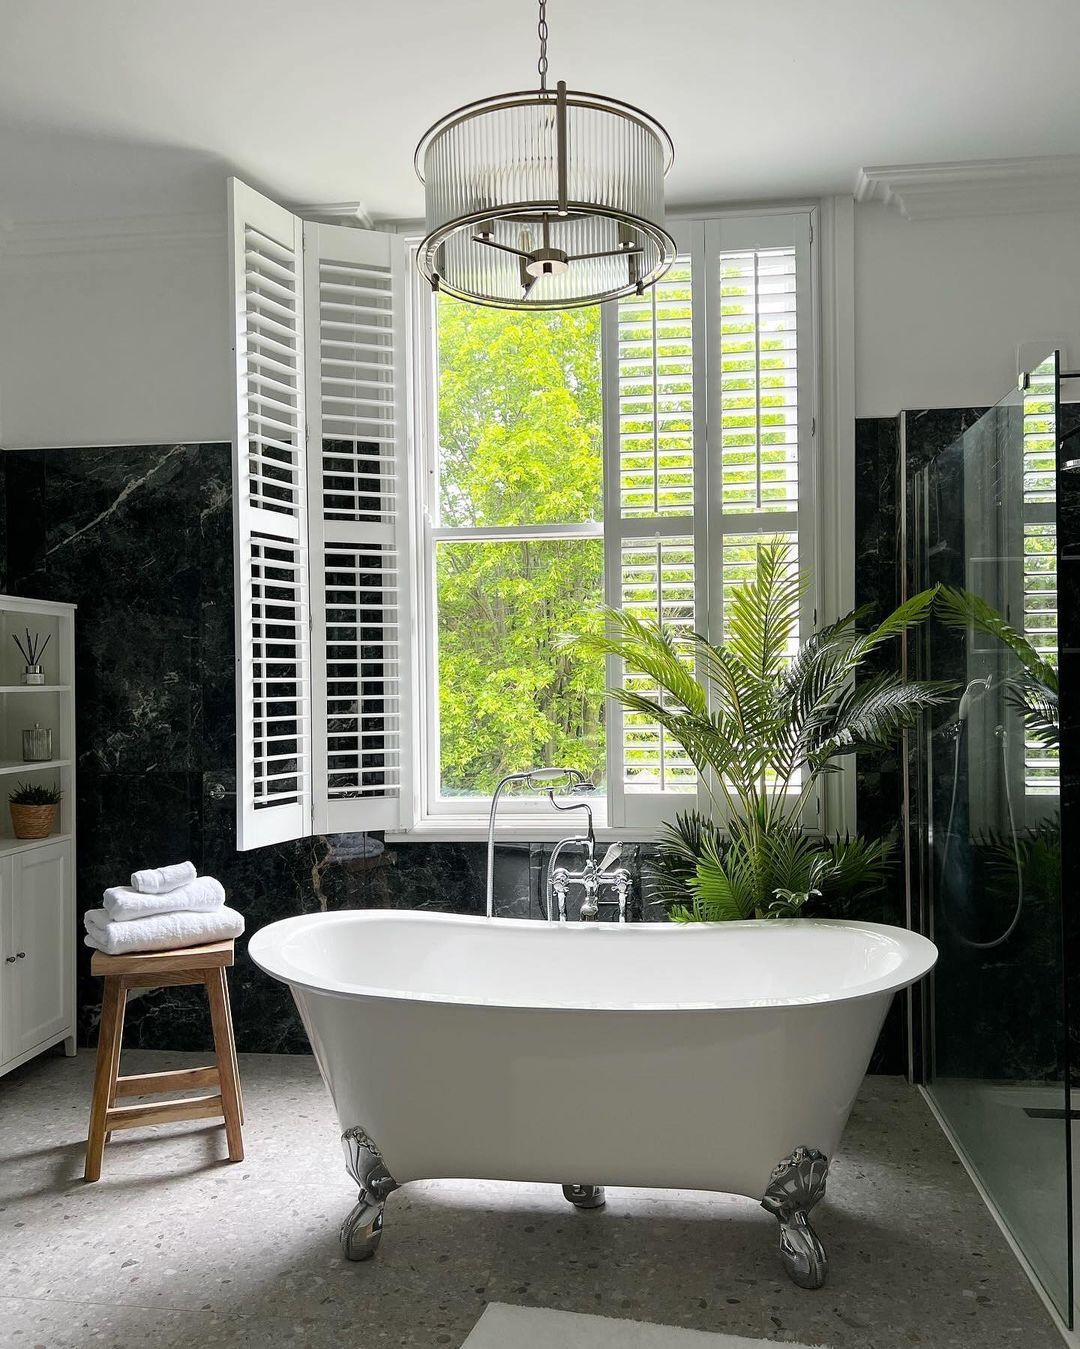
xmin=0 ymin=211 xmax=225 ymax=262
xmin=289 ymin=200 xmax=373 ymax=229
xmin=854 ymin=156 xmax=1080 ymax=220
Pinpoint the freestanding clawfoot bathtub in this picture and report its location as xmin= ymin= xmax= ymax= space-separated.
xmin=249 ymin=912 xmax=937 ymax=1289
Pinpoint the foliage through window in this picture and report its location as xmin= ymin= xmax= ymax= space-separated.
xmin=433 ymin=298 xmax=607 ymax=796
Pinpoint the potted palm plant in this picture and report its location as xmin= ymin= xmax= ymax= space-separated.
xmin=9 ymin=782 xmax=62 ymax=840
xmin=574 ymin=540 xmax=949 ymax=920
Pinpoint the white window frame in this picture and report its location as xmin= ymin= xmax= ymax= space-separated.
xmin=389 ymin=202 xmax=855 ymax=844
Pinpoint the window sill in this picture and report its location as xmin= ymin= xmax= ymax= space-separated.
xmin=385 ymin=817 xmax=659 ymax=845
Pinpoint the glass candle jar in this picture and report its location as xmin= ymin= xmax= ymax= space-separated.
xmin=22 ymin=724 xmax=52 ymax=762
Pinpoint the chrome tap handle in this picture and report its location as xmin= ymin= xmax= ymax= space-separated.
xmin=611 ymin=868 xmax=632 ymax=922
xmin=550 ymin=867 xmax=571 ymax=922
xmin=598 ymin=842 xmax=623 ymax=873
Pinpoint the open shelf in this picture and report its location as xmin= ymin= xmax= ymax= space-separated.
xmin=0 ymin=685 xmax=73 ymax=694
xmin=0 ymin=759 xmax=72 ymax=776
xmin=0 ymin=832 xmax=72 ymax=856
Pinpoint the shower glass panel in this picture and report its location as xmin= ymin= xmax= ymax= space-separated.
xmin=908 ymin=352 xmax=1069 ymax=1322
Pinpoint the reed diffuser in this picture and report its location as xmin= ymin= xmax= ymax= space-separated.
xmin=12 ymin=630 xmax=50 ymax=685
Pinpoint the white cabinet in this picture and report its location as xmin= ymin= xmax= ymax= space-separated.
xmin=1 ymin=842 xmax=72 ymax=1063
xmin=0 ymin=596 xmax=76 ymax=1078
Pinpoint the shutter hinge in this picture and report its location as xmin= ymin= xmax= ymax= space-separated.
xmin=809 ymin=222 xmax=814 ymax=244
xmin=811 ymin=416 xmax=816 ymax=437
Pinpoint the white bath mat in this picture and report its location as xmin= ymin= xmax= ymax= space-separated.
xmin=462 ymin=1303 xmax=831 ymax=1348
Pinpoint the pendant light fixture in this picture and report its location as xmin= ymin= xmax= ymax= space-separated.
xmin=414 ymin=0 xmax=675 ymax=310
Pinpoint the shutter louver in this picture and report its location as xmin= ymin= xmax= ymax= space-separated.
xmin=617 ymin=263 xmax=696 ymax=520
xmin=719 ymin=247 xmax=799 ymax=515
xmin=620 ymin=536 xmax=696 ymax=793
xmin=305 ymin=224 xmax=407 ymax=833
xmin=229 ymin=180 xmax=312 ymax=850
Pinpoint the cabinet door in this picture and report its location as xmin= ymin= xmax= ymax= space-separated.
xmin=6 ymin=843 xmax=70 ymax=1059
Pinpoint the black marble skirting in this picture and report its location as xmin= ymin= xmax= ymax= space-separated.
xmin=2 ymin=438 xmax=908 ymax=1073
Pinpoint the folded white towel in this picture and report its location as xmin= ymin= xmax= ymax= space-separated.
xmin=102 ymin=876 xmax=225 ymax=922
xmin=130 ymin=860 xmax=197 ymax=894
xmin=84 ymin=906 xmax=244 ymax=956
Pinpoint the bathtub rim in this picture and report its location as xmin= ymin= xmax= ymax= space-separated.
xmin=248 ymin=912 xmax=937 ymax=1013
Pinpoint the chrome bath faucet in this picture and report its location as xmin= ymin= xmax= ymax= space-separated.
xmin=484 ymin=767 xmax=632 ymax=922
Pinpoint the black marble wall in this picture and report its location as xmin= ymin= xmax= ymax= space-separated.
xmin=3 ymin=438 xmax=912 ymax=1073
xmin=867 ymin=404 xmax=1072 ymax=1088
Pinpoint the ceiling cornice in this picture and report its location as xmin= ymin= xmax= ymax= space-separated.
xmin=289 ymin=200 xmax=373 ymax=228
xmin=854 ymin=156 xmax=1080 ymax=220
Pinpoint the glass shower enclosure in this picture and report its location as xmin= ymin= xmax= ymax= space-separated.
xmin=905 ymin=352 xmax=1072 ymax=1323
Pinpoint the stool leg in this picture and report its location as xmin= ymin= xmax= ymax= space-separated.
xmin=84 ymin=978 xmax=126 ymax=1182
xmin=221 ymin=966 xmax=244 ymax=1125
xmin=207 ymin=967 xmax=244 ymax=1162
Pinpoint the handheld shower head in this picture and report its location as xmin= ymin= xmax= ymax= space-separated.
xmin=958 ymin=673 xmax=994 ymax=720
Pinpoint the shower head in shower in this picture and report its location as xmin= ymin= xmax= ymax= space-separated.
xmin=958 ymin=673 xmax=994 ymax=720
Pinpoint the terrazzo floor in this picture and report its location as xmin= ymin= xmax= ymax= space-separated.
xmin=0 ymin=1049 xmax=1063 ymax=1349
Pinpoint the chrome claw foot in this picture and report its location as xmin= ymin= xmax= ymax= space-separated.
xmin=340 ymin=1196 xmax=385 ymax=1261
xmin=340 ymin=1126 xmax=399 ymax=1262
xmin=562 ymin=1183 xmax=606 ymax=1209
xmin=761 ymin=1146 xmax=829 ymax=1289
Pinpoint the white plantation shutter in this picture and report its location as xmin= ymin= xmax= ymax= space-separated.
xmin=229 ymin=180 xmax=311 ymax=849
xmin=603 ymin=230 xmax=709 ymax=828
xmin=708 ymin=215 xmax=814 ymax=808
xmin=304 ymin=224 xmax=408 ymax=833
xmin=1021 ymin=356 xmax=1059 ymax=796
xmin=601 ymin=213 xmax=816 ymax=826
xmin=705 ymin=213 xmax=814 ymax=646
xmin=230 ymin=181 xmax=409 ymax=849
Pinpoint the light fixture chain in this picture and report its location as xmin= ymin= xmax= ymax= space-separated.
xmin=537 ymin=0 xmax=549 ymax=90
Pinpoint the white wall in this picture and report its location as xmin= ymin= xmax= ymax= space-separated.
xmin=0 ymin=233 xmax=230 ymax=449
xmin=4 ymin=198 xmax=1080 ymax=446
xmin=855 ymin=201 xmax=1080 ymax=418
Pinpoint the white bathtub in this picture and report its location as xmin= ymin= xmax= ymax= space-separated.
xmin=249 ymin=911 xmax=936 ymax=1288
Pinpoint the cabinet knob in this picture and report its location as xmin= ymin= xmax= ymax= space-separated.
xmin=4 ymin=956 xmax=14 ymax=964
xmin=16 ymin=951 xmax=26 ymax=959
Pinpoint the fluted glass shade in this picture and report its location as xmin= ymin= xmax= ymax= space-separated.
xmin=415 ymin=87 xmax=675 ymax=309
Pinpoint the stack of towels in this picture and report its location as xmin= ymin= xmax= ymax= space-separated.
xmin=83 ymin=861 xmax=244 ymax=956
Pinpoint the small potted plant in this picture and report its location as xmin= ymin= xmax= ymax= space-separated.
xmin=9 ymin=782 xmax=62 ymax=839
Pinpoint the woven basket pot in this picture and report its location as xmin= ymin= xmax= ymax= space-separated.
xmin=10 ymin=803 xmax=57 ymax=839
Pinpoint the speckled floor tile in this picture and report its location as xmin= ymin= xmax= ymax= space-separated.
xmin=0 ymin=1050 xmax=1064 ymax=1348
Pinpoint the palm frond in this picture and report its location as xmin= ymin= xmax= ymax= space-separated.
xmin=1005 ymin=675 xmax=1059 ymax=748
xmin=934 ymin=587 xmax=1059 ymax=693
xmin=724 ymin=540 xmax=809 ymax=683
xmin=810 ymin=672 xmax=952 ymax=760
xmin=572 ymin=608 xmax=708 ymax=718
xmin=849 ymin=586 xmax=940 ymax=661
xmin=689 ymin=831 xmax=757 ymax=922
xmin=817 ymin=835 xmax=891 ymax=900
xmin=650 ymin=811 xmax=720 ymax=912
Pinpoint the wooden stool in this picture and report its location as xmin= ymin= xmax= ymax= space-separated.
xmin=84 ymin=939 xmax=244 ymax=1182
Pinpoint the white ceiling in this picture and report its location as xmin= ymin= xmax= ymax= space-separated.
xmin=2 ymin=0 xmax=1080 ymax=225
